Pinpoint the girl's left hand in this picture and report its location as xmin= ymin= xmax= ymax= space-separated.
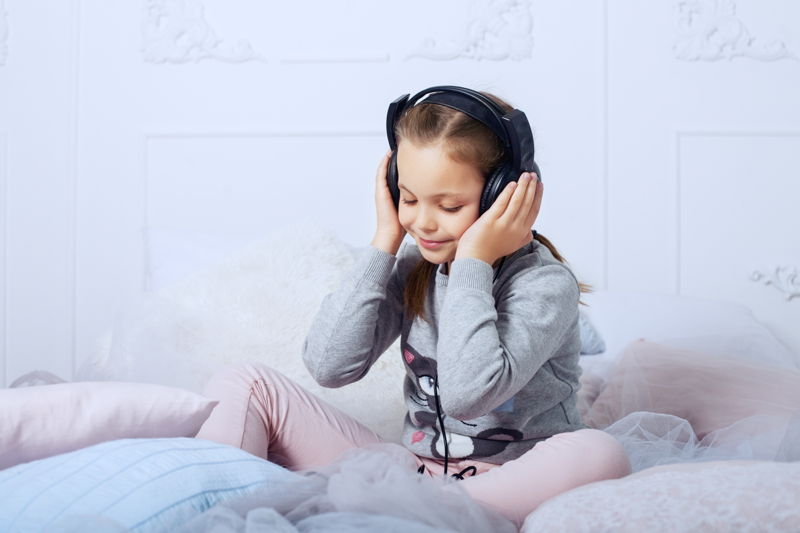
xmin=455 ymin=172 xmax=543 ymax=266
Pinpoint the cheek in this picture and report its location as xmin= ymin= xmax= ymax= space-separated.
xmin=398 ymin=209 xmax=412 ymax=228
xmin=453 ymin=211 xmax=479 ymax=235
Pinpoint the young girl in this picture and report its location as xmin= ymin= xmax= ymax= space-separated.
xmin=195 ymin=86 xmax=631 ymax=527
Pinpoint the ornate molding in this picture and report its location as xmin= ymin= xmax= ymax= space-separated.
xmin=674 ymin=0 xmax=796 ymax=62
xmin=0 ymin=0 xmax=8 ymax=66
xmin=406 ymin=0 xmax=534 ymax=61
xmin=142 ymin=0 xmax=264 ymax=64
xmin=751 ymin=266 xmax=800 ymax=301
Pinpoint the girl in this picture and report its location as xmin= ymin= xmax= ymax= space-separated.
xmin=195 ymin=86 xmax=631 ymax=527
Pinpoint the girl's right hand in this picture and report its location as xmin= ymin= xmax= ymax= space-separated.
xmin=372 ymin=150 xmax=406 ymax=252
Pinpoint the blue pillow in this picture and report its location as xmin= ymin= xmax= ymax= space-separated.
xmin=0 ymin=437 xmax=299 ymax=532
xmin=579 ymin=311 xmax=606 ymax=355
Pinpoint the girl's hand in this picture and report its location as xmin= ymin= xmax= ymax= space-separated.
xmin=371 ymin=150 xmax=407 ymax=253
xmin=455 ymin=172 xmax=543 ymax=266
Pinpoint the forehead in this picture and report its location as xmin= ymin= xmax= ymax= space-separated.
xmin=398 ymin=184 xmax=464 ymax=199
xmin=396 ymin=141 xmax=482 ymax=198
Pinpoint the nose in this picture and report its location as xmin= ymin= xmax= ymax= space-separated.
xmin=417 ymin=205 xmax=438 ymax=232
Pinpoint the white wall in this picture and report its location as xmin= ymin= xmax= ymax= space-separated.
xmin=1 ymin=0 xmax=799 ymax=386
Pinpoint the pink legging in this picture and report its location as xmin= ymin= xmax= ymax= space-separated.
xmin=195 ymin=362 xmax=631 ymax=527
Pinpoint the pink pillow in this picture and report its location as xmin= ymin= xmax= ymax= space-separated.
xmin=0 ymin=381 xmax=218 ymax=469
xmin=583 ymin=340 xmax=800 ymax=437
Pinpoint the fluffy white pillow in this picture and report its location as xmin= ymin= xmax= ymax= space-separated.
xmin=78 ymin=220 xmax=408 ymax=444
xmin=0 ymin=382 xmax=217 ymax=470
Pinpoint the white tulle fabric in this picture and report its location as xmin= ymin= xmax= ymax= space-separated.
xmin=174 ymin=443 xmax=516 ymax=533
xmin=581 ymin=339 xmax=800 ymax=472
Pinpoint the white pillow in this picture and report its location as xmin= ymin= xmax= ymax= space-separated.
xmin=577 ymin=311 xmax=605 ymax=355
xmin=580 ymin=289 xmax=798 ymax=373
xmin=0 ymin=381 xmax=217 ymax=470
xmin=79 ymin=220 xmax=408 ymax=444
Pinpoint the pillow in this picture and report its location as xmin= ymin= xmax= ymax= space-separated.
xmin=521 ymin=460 xmax=800 ymax=532
xmin=578 ymin=311 xmax=605 ymax=355
xmin=78 ymin=221 xmax=409 ymax=444
xmin=580 ymin=289 xmax=798 ymax=371
xmin=0 ymin=381 xmax=218 ymax=470
xmin=582 ymin=339 xmax=800 ymax=438
xmin=0 ymin=437 xmax=299 ymax=532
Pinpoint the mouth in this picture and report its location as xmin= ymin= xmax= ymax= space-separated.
xmin=418 ymin=237 xmax=451 ymax=250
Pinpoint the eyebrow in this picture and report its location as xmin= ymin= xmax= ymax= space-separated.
xmin=398 ymin=184 xmax=464 ymax=199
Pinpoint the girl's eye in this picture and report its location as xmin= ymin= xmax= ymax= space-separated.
xmin=400 ymin=199 xmax=462 ymax=213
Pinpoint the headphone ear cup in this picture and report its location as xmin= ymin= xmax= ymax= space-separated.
xmin=480 ymin=161 xmax=514 ymax=216
xmin=388 ymin=150 xmax=401 ymax=210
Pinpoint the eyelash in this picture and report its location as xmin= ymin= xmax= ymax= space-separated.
xmin=400 ymin=199 xmax=462 ymax=213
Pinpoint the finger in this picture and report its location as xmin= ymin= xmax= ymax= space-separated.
xmin=501 ymin=173 xmax=531 ymax=220
xmin=522 ymin=173 xmax=537 ymax=219
xmin=377 ymin=150 xmax=391 ymax=175
xmin=526 ymin=178 xmax=544 ymax=228
xmin=491 ymin=180 xmax=518 ymax=217
xmin=376 ymin=152 xmax=391 ymax=189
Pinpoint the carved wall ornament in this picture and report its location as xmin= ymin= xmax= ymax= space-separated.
xmin=751 ymin=266 xmax=800 ymax=301
xmin=0 ymin=0 xmax=8 ymax=66
xmin=674 ymin=0 xmax=796 ymax=61
xmin=142 ymin=0 xmax=264 ymax=64
xmin=406 ymin=0 xmax=534 ymax=61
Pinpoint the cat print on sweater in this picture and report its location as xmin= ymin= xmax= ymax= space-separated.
xmin=403 ymin=342 xmax=523 ymax=460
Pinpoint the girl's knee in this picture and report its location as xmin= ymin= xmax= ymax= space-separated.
xmin=578 ymin=428 xmax=631 ymax=479
xmin=203 ymin=361 xmax=285 ymax=397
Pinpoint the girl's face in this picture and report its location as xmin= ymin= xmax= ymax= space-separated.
xmin=396 ymin=140 xmax=484 ymax=270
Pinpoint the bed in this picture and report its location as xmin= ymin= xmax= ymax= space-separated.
xmin=1 ymin=222 xmax=799 ymax=532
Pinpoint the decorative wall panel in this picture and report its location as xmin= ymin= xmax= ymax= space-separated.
xmin=406 ymin=0 xmax=535 ymax=61
xmin=142 ymin=0 xmax=264 ymax=64
xmin=751 ymin=266 xmax=800 ymax=301
xmin=674 ymin=0 xmax=796 ymax=61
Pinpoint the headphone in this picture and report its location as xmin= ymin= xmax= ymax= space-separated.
xmin=385 ymin=85 xmax=541 ymax=217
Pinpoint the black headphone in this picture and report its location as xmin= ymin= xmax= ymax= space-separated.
xmin=385 ymin=85 xmax=541 ymax=217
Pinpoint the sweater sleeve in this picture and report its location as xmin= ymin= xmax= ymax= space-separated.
xmin=301 ymin=242 xmax=408 ymax=388
xmin=436 ymin=258 xmax=580 ymax=420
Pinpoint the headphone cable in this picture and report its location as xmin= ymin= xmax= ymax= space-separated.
xmin=433 ymin=376 xmax=450 ymax=475
xmin=431 ymin=258 xmax=505 ymax=478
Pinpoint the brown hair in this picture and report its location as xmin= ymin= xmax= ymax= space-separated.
xmin=396 ymin=91 xmax=592 ymax=323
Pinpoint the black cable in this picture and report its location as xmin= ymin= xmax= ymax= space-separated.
xmin=432 ymin=376 xmax=450 ymax=475
xmin=428 ymin=253 xmax=509 ymax=479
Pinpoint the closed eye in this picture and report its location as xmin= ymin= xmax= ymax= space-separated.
xmin=400 ymin=199 xmax=462 ymax=213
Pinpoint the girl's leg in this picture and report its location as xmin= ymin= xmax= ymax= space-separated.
xmin=450 ymin=429 xmax=631 ymax=527
xmin=195 ymin=361 xmax=385 ymax=470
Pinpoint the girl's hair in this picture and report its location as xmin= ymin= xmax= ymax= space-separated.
xmin=395 ymin=91 xmax=592 ymax=323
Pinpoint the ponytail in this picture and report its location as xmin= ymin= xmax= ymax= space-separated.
xmin=532 ymin=230 xmax=593 ymax=305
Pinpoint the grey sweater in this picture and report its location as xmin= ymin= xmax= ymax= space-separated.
xmin=302 ymin=235 xmax=587 ymax=464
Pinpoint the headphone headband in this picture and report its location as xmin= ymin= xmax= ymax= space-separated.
xmin=384 ymin=85 xmax=540 ymax=220
xmin=386 ymin=85 xmax=536 ymax=174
